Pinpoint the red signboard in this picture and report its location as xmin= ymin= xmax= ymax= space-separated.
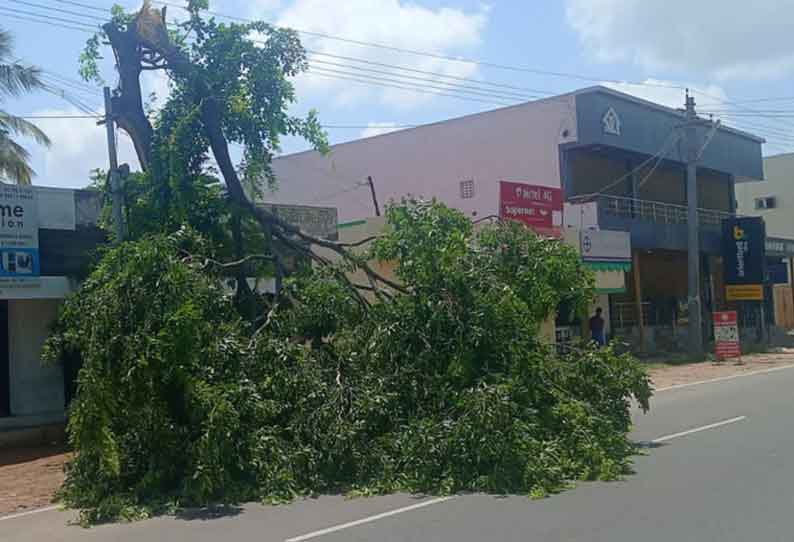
xmin=499 ymin=181 xmax=562 ymax=233
xmin=714 ymin=310 xmax=741 ymax=361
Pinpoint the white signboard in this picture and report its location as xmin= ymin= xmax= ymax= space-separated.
xmin=580 ymin=229 xmax=631 ymax=262
xmin=0 ymin=186 xmax=39 ymax=292
xmin=259 ymin=204 xmax=338 ymax=240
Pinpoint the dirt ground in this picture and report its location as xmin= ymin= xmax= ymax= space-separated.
xmin=647 ymin=348 xmax=794 ymax=390
xmin=0 ymin=444 xmax=70 ymax=517
xmin=2 ymin=350 xmax=794 ymax=517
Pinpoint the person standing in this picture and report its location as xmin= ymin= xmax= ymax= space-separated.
xmin=589 ymin=307 xmax=606 ymax=347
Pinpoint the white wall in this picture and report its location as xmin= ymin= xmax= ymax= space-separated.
xmin=269 ymin=96 xmax=578 ymax=222
xmin=8 ymin=299 xmax=63 ymax=416
xmin=736 ymin=153 xmax=794 ymax=238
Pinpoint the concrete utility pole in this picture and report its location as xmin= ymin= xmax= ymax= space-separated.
xmin=685 ymin=91 xmax=703 ymax=355
xmin=102 ymin=86 xmax=126 ymax=242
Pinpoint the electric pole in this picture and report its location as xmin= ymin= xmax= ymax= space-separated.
xmin=102 ymin=86 xmax=126 ymax=242
xmin=685 ymin=91 xmax=703 ymax=356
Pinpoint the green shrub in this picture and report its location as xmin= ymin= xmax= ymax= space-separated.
xmin=47 ymin=201 xmax=651 ymax=523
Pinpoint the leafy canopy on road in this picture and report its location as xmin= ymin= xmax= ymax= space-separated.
xmin=47 ymin=201 xmax=651 ymax=524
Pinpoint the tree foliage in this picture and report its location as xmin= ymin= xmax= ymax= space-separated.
xmin=0 ymin=27 xmax=50 ymax=184
xmin=49 ymin=2 xmax=652 ymax=526
xmin=47 ymin=201 xmax=651 ymax=523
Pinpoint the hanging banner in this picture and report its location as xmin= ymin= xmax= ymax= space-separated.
xmin=0 ymin=186 xmax=39 ymax=281
xmin=722 ymin=217 xmax=765 ymax=301
xmin=499 ymin=181 xmax=562 ymax=233
xmin=713 ymin=310 xmax=741 ymax=361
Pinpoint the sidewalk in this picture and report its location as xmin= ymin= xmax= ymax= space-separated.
xmin=647 ymin=348 xmax=794 ymax=389
xmin=0 ymin=444 xmax=69 ymax=516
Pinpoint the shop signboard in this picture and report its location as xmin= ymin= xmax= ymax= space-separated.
xmin=713 ymin=310 xmax=741 ymax=361
xmin=499 ymin=181 xmax=562 ymax=232
xmin=722 ymin=217 xmax=765 ymax=301
xmin=580 ymin=229 xmax=631 ymax=263
xmin=0 ymin=186 xmax=39 ymax=289
xmin=259 ymin=203 xmax=338 ymax=240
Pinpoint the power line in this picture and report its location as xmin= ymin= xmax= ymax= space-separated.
xmin=0 ymin=5 xmax=101 ymax=30
xmin=18 ymin=1 xmax=794 ymax=146
xmin=306 ymin=51 xmax=555 ymax=97
xmin=50 ymin=0 xmax=111 ymax=12
xmin=11 ymin=114 xmax=418 ymax=131
xmin=0 ymin=8 xmax=96 ymax=33
xmin=307 ymin=69 xmax=513 ymax=106
xmin=150 ymin=0 xmax=687 ymax=91
xmin=8 ymin=0 xmax=108 ymax=22
xmin=10 ymin=3 xmax=541 ymax=105
xmin=307 ymin=62 xmax=532 ymax=102
xmin=49 ymin=0 xmax=556 ymax=100
xmin=590 ymin=128 xmax=682 ymax=197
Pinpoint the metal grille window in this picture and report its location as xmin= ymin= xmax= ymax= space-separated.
xmin=460 ymin=179 xmax=475 ymax=199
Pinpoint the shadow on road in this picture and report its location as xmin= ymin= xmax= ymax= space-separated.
xmin=175 ymin=504 xmax=243 ymax=521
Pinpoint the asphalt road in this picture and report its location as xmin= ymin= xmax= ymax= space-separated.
xmin=4 ymin=365 xmax=794 ymax=542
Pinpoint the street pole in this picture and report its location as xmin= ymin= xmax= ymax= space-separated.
xmin=685 ymin=91 xmax=703 ymax=356
xmin=103 ymin=86 xmax=125 ymax=242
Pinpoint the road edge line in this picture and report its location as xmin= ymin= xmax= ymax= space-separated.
xmin=284 ymin=496 xmax=455 ymax=542
xmin=0 ymin=505 xmax=60 ymax=522
xmin=651 ymin=416 xmax=747 ymax=443
xmin=654 ymin=363 xmax=794 ymax=393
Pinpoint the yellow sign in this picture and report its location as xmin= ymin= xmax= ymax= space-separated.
xmin=726 ymin=284 xmax=764 ymax=301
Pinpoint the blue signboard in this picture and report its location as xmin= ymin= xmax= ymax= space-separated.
xmin=0 ymin=186 xmax=39 ymax=279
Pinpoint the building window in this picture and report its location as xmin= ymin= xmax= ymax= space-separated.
xmin=460 ymin=179 xmax=475 ymax=199
xmin=754 ymin=196 xmax=777 ymax=210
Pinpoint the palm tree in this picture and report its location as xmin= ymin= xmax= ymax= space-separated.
xmin=0 ymin=27 xmax=50 ymax=185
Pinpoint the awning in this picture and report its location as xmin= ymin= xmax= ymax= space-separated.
xmin=583 ymin=261 xmax=632 ymax=272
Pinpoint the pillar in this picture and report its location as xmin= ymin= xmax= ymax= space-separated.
xmin=632 ymin=250 xmax=645 ymax=352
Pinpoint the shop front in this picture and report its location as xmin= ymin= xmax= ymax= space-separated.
xmin=556 ymin=227 xmax=631 ymax=347
xmin=0 ymin=186 xmax=103 ymax=431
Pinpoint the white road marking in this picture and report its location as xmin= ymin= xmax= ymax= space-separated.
xmin=0 ymin=505 xmax=59 ymax=522
xmin=284 ymin=496 xmax=455 ymax=542
xmin=651 ymin=416 xmax=747 ymax=443
xmin=655 ymin=363 xmax=794 ymax=393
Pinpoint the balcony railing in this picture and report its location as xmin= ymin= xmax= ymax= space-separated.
xmin=570 ymin=194 xmax=734 ymax=228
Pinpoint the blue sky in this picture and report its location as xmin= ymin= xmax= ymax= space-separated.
xmin=4 ymin=0 xmax=794 ymax=188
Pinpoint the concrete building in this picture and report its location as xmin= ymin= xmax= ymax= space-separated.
xmin=736 ymin=153 xmax=794 ymax=238
xmin=269 ymin=86 xmax=785 ymax=352
xmin=0 ymin=185 xmax=103 ymax=435
xmin=736 ymin=153 xmax=794 ymax=328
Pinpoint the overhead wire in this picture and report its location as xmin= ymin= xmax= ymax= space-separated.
xmin=0 ymin=9 xmax=97 ymax=33
xmin=15 ymin=1 xmax=794 ymax=151
xmin=588 ymin=128 xmax=683 ymax=197
xmin=307 ymin=69 xmax=513 ymax=106
xmin=307 ymin=59 xmax=536 ymax=101
xmin=148 ymin=0 xmax=688 ymax=91
xmin=8 ymin=0 xmax=109 ymax=22
xmin=0 ymin=5 xmax=102 ymax=30
xmin=6 ymin=3 xmax=530 ymax=106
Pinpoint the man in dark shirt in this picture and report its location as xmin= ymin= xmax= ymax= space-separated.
xmin=589 ymin=307 xmax=606 ymax=347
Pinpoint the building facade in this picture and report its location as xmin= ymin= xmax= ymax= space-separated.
xmin=270 ymin=86 xmax=778 ymax=352
xmin=0 ymin=186 xmax=103 ymax=433
xmin=736 ymin=153 xmax=794 ymax=329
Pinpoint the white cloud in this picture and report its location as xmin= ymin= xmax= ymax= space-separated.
xmin=26 ymin=108 xmax=138 ymax=189
xmin=602 ymin=79 xmax=729 ymax=111
xmin=565 ymin=0 xmax=794 ymax=80
xmin=140 ymin=70 xmax=171 ymax=112
xmin=246 ymin=0 xmax=283 ymax=12
xmin=359 ymin=122 xmax=402 ymax=138
xmin=276 ymin=0 xmax=489 ymax=108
